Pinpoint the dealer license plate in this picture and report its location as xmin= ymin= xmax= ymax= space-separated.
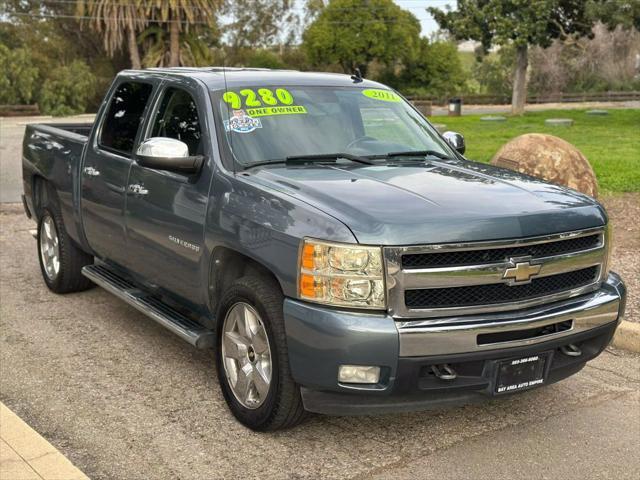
xmin=495 ymin=353 xmax=550 ymax=394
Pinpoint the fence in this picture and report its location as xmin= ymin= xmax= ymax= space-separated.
xmin=407 ymin=91 xmax=640 ymax=106
xmin=0 ymin=104 xmax=40 ymax=117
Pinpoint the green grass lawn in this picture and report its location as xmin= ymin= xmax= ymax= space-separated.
xmin=438 ymin=109 xmax=640 ymax=193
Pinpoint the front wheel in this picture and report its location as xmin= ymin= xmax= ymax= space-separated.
xmin=215 ymin=276 xmax=306 ymax=431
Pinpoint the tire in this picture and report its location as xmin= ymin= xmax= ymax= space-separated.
xmin=37 ymin=204 xmax=94 ymax=294
xmin=215 ymin=275 xmax=306 ymax=431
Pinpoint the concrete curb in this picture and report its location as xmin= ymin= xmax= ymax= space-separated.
xmin=0 ymin=403 xmax=89 ymax=480
xmin=612 ymin=320 xmax=640 ymax=353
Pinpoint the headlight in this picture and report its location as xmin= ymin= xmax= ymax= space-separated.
xmin=298 ymin=238 xmax=386 ymax=309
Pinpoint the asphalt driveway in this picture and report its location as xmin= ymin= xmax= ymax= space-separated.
xmin=1 ymin=204 xmax=639 ymax=479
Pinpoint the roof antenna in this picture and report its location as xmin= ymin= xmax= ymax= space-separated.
xmin=351 ymin=67 xmax=363 ymax=83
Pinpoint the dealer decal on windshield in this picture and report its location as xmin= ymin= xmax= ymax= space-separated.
xmin=223 ymin=88 xmax=307 ymax=118
xmin=224 ymin=110 xmax=262 ymax=133
xmin=362 ymin=89 xmax=401 ymax=102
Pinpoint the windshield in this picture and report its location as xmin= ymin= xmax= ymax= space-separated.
xmin=212 ymin=85 xmax=454 ymax=167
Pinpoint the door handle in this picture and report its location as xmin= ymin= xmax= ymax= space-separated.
xmin=83 ymin=166 xmax=100 ymax=177
xmin=128 ymin=184 xmax=149 ymax=196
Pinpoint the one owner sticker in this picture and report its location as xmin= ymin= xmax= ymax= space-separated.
xmin=223 ymin=88 xmax=307 ymax=117
xmin=247 ymin=105 xmax=307 ymax=117
xmin=224 ymin=110 xmax=262 ymax=133
xmin=362 ymin=89 xmax=401 ymax=102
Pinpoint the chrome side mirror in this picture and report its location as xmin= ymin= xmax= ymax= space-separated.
xmin=442 ymin=131 xmax=466 ymax=155
xmin=136 ymin=137 xmax=203 ymax=174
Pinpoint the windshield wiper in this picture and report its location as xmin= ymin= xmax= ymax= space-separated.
xmin=367 ymin=150 xmax=454 ymax=161
xmin=285 ymin=153 xmax=374 ymax=165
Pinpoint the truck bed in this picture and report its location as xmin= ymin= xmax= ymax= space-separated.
xmin=22 ymin=122 xmax=93 ymax=246
xmin=38 ymin=122 xmax=94 ymax=138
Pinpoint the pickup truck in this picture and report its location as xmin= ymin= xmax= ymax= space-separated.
xmin=22 ymin=68 xmax=626 ymax=431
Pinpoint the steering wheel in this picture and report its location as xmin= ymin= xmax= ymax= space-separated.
xmin=345 ymin=136 xmax=377 ymax=151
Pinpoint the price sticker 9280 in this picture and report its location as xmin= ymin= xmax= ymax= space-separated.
xmin=223 ymin=88 xmax=295 ymax=109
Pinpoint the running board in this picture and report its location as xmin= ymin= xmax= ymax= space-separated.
xmin=82 ymin=264 xmax=215 ymax=349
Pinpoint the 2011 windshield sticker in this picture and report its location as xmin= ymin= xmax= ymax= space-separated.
xmin=223 ymin=88 xmax=307 ymax=117
xmin=362 ymin=89 xmax=401 ymax=102
xmin=224 ymin=110 xmax=262 ymax=133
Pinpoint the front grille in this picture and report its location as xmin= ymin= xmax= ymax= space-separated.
xmin=404 ymin=266 xmax=598 ymax=309
xmin=402 ymin=234 xmax=601 ymax=269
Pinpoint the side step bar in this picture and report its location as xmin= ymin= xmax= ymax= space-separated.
xmin=82 ymin=264 xmax=215 ymax=349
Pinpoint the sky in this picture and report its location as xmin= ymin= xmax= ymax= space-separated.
xmin=394 ymin=0 xmax=457 ymax=36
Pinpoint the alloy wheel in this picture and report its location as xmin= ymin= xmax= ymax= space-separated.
xmin=40 ymin=214 xmax=60 ymax=280
xmin=221 ymin=302 xmax=272 ymax=409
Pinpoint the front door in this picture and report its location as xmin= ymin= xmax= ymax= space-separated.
xmin=125 ymin=85 xmax=212 ymax=304
xmin=81 ymin=80 xmax=155 ymax=264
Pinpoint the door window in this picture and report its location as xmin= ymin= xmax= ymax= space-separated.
xmin=150 ymin=87 xmax=202 ymax=155
xmin=100 ymin=81 xmax=153 ymax=155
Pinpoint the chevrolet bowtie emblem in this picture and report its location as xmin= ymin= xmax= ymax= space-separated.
xmin=503 ymin=259 xmax=542 ymax=283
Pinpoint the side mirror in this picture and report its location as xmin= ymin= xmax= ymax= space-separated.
xmin=442 ymin=131 xmax=466 ymax=155
xmin=136 ymin=137 xmax=203 ymax=174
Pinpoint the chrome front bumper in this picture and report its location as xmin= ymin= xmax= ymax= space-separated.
xmin=397 ymin=272 xmax=626 ymax=357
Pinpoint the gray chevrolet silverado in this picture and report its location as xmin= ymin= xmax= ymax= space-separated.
xmin=22 ymin=68 xmax=626 ymax=430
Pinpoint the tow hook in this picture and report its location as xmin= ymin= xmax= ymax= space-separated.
xmin=431 ymin=363 xmax=457 ymax=381
xmin=560 ymin=343 xmax=582 ymax=357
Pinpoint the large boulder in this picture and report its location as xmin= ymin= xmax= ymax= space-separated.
xmin=490 ymin=133 xmax=598 ymax=198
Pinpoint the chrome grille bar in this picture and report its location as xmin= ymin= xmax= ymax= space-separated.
xmin=384 ymin=227 xmax=607 ymax=319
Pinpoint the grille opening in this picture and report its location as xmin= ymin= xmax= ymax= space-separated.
xmin=477 ymin=320 xmax=573 ymax=345
xmin=404 ymin=266 xmax=599 ymax=309
xmin=402 ymin=234 xmax=602 ymax=269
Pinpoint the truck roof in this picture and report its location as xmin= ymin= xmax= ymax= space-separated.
xmin=121 ymin=67 xmax=386 ymax=90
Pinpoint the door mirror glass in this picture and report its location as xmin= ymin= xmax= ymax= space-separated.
xmin=136 ymin=137 xmax=203 ymax=174
xmin=442 ymin=131 xmax=466 ymax=155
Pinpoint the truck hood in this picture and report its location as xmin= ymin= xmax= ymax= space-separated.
xmin=247 ymin=159 xmax=605 ymax=245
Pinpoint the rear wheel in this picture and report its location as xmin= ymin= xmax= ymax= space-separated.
xmin=37 ymin=205 xmax=94 ymax=293
xmin=215 ymin=276 xmax=306 ymax=431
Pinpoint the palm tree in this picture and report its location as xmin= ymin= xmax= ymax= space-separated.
xmin=139 ymin=26 xmax=215 ymax=67
xmin=146 ymin=0 xmax=221 ymax=67
xmin=76 ymin=0 xmax=147 ymax=69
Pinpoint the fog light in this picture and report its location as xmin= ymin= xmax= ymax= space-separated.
xmin=338 ymin=365 xmax=381 ymax=384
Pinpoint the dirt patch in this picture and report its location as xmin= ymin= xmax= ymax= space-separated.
xmin=601 ymin=193 xmax=639 ymax=323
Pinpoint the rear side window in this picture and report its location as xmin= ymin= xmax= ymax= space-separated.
xmin=100 ymin=81 xmax=153 ymax=155
xmin=150 ymin=87 xmax=202 ymax=155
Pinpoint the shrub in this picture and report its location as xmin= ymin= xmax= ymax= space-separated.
xmin=399 ymin=39 xmax=468 ymax=97
xmin=0 ymin=45 xmax=39 ymax=105
xmin=245 ymin=49 xmax=286 ymax=69
xmin=39 ymin=61 xmax=97 ymax=116
xmin=471 ymin=47 xmax=515 ymax=96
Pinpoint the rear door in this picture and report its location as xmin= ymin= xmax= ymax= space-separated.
xmin=124 ymin=83 xmax=213 ymax=304
xmin=81 ymin=79 xmax=158 ymax=264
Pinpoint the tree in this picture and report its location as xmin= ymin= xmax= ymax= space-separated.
xmin=146 ymin=0 xmax=221 ymax=67
xmin=139 ymin=26 xmax=216 ymax=67
xmin=400 ymin=39 xmax=468 ymax=97
xmin=224 ymin=1 xmax=296 ymax=51
xmin=76 ymin=0 xmax=147 ymax=69
xmin=428 ymin=0 xmax=596 ymax=114
xmin=39 ymin=61 xmax=97 ymax=116
xmin=586 ymin=0 xmax=640 ymax=31
xmin=76 ymin=0 xmax=221 ymax=68
xmin=303 ymin=0 xmax=421 ymax=77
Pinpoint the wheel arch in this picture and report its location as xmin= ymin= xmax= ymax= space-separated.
xmin=31 ymin=175 xmax=59 ymax=220
xmin=208 ymin=246 xmax=285 ymax=323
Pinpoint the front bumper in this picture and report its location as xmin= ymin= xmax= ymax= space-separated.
xmin=283 ymin=272 xmax=626 ymax=415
